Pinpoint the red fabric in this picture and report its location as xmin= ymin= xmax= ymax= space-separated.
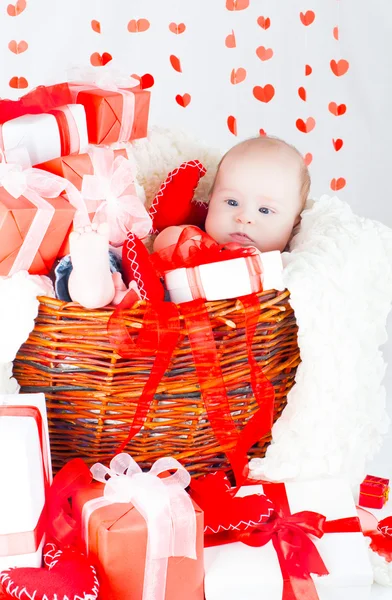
xmin=149 ymin=160 xmax=207 ymax=232
xmin=357 ymin=507 xmax=392 ymax=563
xmin=151 ymin=225 xmax=259 ymax=276
xmin=0 ymin=84 xmax=72 ymax=124
xmin=0 ymin=544 xmax=98 ymax=600
xmin=48 ymin=109 xmax=71 ymax=156
xmin=190 ymin=471 xmax=274 ymax=539
xmin=121 ymin=232 xmax=164 ymax=302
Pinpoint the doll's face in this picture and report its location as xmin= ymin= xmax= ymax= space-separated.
xmin=205 ymin=142 xmax=304 ymax=253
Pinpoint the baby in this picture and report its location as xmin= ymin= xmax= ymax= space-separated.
xmin=67 ymin=136 xmax=310 ymax=308
xmin=153 ymin=136 xmax=310 ymax=254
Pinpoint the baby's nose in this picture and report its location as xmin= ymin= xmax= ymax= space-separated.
xmin=236 ymin=214 xmax=254 ymax=225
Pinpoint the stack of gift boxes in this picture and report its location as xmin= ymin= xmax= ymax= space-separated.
xmin=0 ymin=74 xmax=390 ymax=600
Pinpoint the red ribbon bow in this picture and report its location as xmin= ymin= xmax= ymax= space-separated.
xmin=150 ymin=225 xmax=260 ymax=275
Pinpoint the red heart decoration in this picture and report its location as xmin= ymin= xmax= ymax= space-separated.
xmin=91 ymin=19 xmax=101 ymax=33
xmin=253 ymin=84 xmax=275 ymax=103
xmin=330 ymin=59 xmax=349 ymax=76
xmin=298 ymin=86 xmax=307 ymax=102
xmin=330 ymin=177 xmax=346 ymax=191
xmin=169 ymin=22 xmax=186 ymax=34
xmin=333 ymin=26 xmax=339 ymax=40
xmin=127 ymin=18 xmax=150 ymax=33
xmin=257 ymin=16 xmax=270 ymax=30
xmin=122 ymin=233 xmax=164 ymax=302
xmin=226 ymin=0 xmax=249 ymax=10
xmin=8 ymin=40 xmax=28 ymax=54
xmin=304 ymin=153 xmax=313 ymax=166
xmin=9 ymin=76 xmax=28 ymax=89
xmin=227 ymin=115 xmax=237 ymax=136
xmin=6 ymin=0 xmax=26 ymax=16
xmin=149 ymin=160 xmax=207 ymax=233
xmin=300 ymin=10 xmax=315 ymax=26
xmin=190 ymin=472 xmax=274 ymax=535
xmin=170 ymin=55 xmax=182 ymax=73
xmin=333 ymin=138 xmax=343 ymax=151
xmin=0 ymin=544 xmax=99 ymax=600
xmin=90 ymin=52 xmax=112 ymax=67
xmin=259 ymin=128 xmax=267 ymax=136
xmin=230 ymin=68 xmax=246 ymax=85
xmin=175 ymin=93 xmax=191 ymax=108
xmin=256 ymin=46 xmax=273 ymax=61
xmin=131 ymin=73 xmax=154 ymax=90
xmin=328 ymin=102 xmax=346 ymax=116
xmin=225 ymin=30 xmax=236 ymax=48
xmin=305 ymin=64 xmax=312 ymax=76
xmin=296 ymin=117 xmax=315 ymax=133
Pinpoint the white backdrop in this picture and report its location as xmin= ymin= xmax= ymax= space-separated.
xmin=0 ymin=0 xmax=391 ymax=394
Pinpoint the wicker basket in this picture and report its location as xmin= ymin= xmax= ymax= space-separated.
xmin=13 ymin=289 xmax=300 ymax=476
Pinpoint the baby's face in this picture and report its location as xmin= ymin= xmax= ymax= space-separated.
xmin=205 ymin=146 xmax=303 ymax=253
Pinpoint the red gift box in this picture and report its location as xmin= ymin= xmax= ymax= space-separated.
xmin=359 ymin=474 xmax=390 ymax=509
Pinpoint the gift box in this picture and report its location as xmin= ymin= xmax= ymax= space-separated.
xmin=73 ymin=455 xmax=204 ymax=600
xmin=359 ymin=474 xmax=390 ymax=510
xmin=0 ymin=104 xmax=88 ymax=167
xmin=204 ymin=479 xmax=373 ymax=600
xmin=38 ymin=146 xmax=151 ymax=252
xmin=0 ymin=393 xmax=51 ymax=570
xmin=164 ymin=249 xmax=284 ymax=303
xmin=0 ymin=165 xmax=78 ymax=276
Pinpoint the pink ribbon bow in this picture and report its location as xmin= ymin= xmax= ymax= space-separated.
xmin=83 ymin=454 xmax=197 ymax=600
xmin=81 ymin=147 xmax=151 ymax=246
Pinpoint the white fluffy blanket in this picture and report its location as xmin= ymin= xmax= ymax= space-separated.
xmin=249 ymin=195 xmax=392 ymax=485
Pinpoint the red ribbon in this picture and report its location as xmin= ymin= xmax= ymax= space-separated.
xmin=193 ymin=475 xmax=362 ymax=600
xmin=0 ymin=406 xmax=50 ymax=558
xmin=357 ymin=507 xmax=392 ymax=563
xmin=150 ymin=225 xmax=260 ymax=275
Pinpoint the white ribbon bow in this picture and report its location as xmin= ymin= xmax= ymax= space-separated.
xmin=85 ymin=454 xmax=197 ymax=600
xmin=81 ymin=147 xmax=152 ymax=245
xmin=68 ymin=65 xmax=139 ymax=91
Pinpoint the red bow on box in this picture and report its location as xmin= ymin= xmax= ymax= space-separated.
xmin=192 ymin=474 xmax=362 ymax=600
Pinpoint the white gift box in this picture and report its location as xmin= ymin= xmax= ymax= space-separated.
xmin=0 ymin=393 xmax=52 ymax=570
xmin=165 ymin=250 xmax=284 ymax=304
xmin=1 ymin=104 xmax=88 ymax=167
xmin=205 ymin=479 xmax=373 ymax=600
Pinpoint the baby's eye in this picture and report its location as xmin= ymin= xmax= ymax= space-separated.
xmin=259 ymin=207 xmax=272 ymax=215
xmin=226 ymin=199 xmax=238 ymax=207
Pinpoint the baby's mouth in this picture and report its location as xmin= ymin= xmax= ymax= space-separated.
xmin=229 ymin=232 xmax=254 ymax=244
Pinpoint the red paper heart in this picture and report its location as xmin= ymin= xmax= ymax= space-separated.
xmin=253 ymin=84 xmax=275 ymax=103
xmin=296 ymin=117 xmax=315 ymax=133
xmin=305 ymin=64 xmax=312 ymax=76
xmin=169 ymin=22 xmax=186 ymax=34
xmin=149 ymin=160 xmax=207 ymax=233
xmin=333 ymin=26 xmax=339 ymax=40
xmin=90 ymin=52 xmax=112 ymax=66
xmin=7 ymin=0 xmax=26 ymax=16
xmin=0 ymin=544 xmax=99 ymax=600
xmin=170 ymin=55 xmax=182 ymax=73
xmin=8 ymin=40 xmax=28 ymax=54
xmin=304 ymin=152 xmax=313 ymax=166
xmin=259 ymin=128 xmax=267 ymax=136
xmin=333 ymin=138 xmax=343 ymax=151
xmin=91 ymin=19 xmax=101 ymax=33
xmin=256 ymin=46 xmax=273 ymax=61
xmin=257 ymin=16 xmax=270 ymax=30
xmin=298 ymin=86 xmax=307 ymax=101
xmin=225 ymin=30 xmax=236 ymax=48
xmin=226 ymin=0 xmax=249 ymax=10
xmin=176 ymin=93 xmax=191 ymax=107
xmin=227 ymin=115 xmax=237 ymax=135
xmin=131 ymin=73 xmax=154 ymax=90
xmin=127 ymin=18 xmax=150 ymax=33
xmin=230 ymin=68 xmax=246 ymax=84
xmin=330 ymin=177 xmax=346 ymax=191
xmin=300 ymin=10 xmax=315 ymax=26
xmin=9 ymin=76 xmax=28 ymax=89
xmin=330 ymin=59 xmax=349 ymax=76
xmin=328 ymin=102 xmax=346 ymax=116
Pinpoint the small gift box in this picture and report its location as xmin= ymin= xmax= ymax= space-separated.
xmin=359 ymin=474 xmax=390 ymax=510
xmin=68 ymin=70 xmax=150 ymax=145
xmin=72 ymin=454 xmax=204 ymax=600
xmin=153 ymin=226 xmax=284 ymax=303
xmin=0 ymin=104 xmax=88 ymax=167
xmin=0 ymin=162 xmax=89 ymax=276
xmin=38 ymin=146 xmax=151 ymax=251
xmin=0 ymin=393 xmax=51 ymax=570
xmin=203 ymin=478 xmax=373 ymax=600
